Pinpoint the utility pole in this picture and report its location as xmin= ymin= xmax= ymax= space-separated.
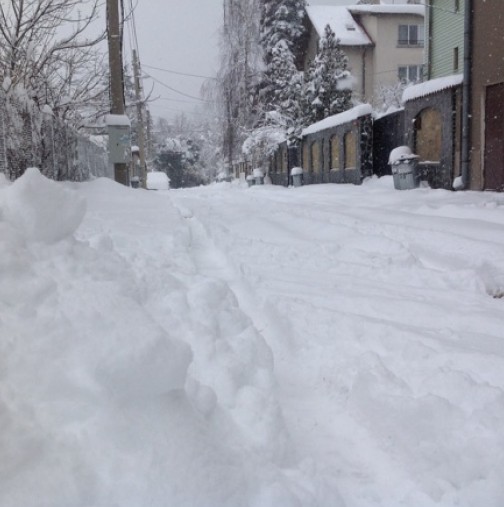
xmin=107 ymin=0 xmax=130 ymax=185
xmin=132 ymin=49 xmax=147 ymax=188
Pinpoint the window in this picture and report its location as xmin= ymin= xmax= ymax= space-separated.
xmin=453 ymin=47 xmax=459 ymax=72
xmin=344 ymin=132 xmax=357 ymax=170
xmin=330 ymin=135 xmax=340 ymax=170
xmin=398 ymin=64 xmax=423 ymax=83
xmin=398 ymin=24 xmax=424 ymax=46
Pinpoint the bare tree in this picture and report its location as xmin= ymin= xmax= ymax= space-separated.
xmin=215 ymin=0 xmax=263 ymax=173
xmin=0 ymin=0 xmax=107 ymax=125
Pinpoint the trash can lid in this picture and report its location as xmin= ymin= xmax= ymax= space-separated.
xmin=389 ymin=146 xmax=419 ymax=165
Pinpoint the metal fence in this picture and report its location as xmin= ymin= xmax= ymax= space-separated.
xmin=0 ymin=90 xmax=111 ymax=182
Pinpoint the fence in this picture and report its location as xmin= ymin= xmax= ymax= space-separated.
xmin=0 ymin=90 xmax=111 ymax=182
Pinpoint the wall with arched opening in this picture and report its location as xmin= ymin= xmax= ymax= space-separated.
xmin=403 ymin=85 xmax=461 ymax=189
xmin=414 ymin=107 xmax=442 ymax=163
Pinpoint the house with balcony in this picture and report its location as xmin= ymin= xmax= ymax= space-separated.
xmin=303 ymin=4 xmax=425 ymax=108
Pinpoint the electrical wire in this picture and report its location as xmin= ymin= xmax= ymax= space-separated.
xmin=144 ymin=72 xmax=210 ymax=102
xmin=142 ymin=63 xmax=217 ymax=81
xmin=158 ymin=97 xmax=212 ymax=104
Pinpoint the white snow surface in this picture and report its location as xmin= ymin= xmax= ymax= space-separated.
xmin=105 ymin=114 xmax=131 ymax=127
xmin=306 ymin=6 xmax=372 ymax=46
xmin=146 ymin=171 xmax=170 ymax=190
xmin=1 ymin=170 xmax=504 ymax=506
xmin=302 ymin=104 xmax=373 ymax=136
xmin=402 ymin=74 xmax=464 ymax=103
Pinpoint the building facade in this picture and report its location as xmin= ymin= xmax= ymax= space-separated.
xmin=304 ymin=4 xmax=425 ymax=107
xmin=426 ymin=0 xmax=465 ymax=79
xmin=418 ymin=0 xmax=504 ymax=191
xmin=469 ymin=1 xmax=504 ymax=191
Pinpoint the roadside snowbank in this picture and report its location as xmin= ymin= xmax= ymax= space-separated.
xmin=0 ymin=171 xmax=338 ymax=506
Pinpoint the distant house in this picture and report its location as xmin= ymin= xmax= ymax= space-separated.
xmin=304 ymin=4 xmax=425 ymax=106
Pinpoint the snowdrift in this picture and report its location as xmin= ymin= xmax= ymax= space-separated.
xmin=0 ymin=170 xmax=337 ymax=507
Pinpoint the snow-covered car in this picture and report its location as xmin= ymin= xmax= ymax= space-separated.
xmin=146 ymin=171 xmax=170 ymax=191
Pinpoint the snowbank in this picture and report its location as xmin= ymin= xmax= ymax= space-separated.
xmin=0 ymin=171 xmax=334 ymax=507
xmin=2 ymin=167 xmax=86 ymax=243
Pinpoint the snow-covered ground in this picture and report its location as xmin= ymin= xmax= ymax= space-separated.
xmin=1 ymin=169 xmax=503 ymax=506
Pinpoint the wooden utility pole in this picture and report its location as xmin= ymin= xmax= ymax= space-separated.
xmin=132 ymin=49 xmax=147 ymax=188
xmin=107 ymin=0 xmax=129 ymax=185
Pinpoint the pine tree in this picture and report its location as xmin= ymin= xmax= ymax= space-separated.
xmin=303 ymin=24 xmax=352 ymax=125
xmin=266 ymin=40 xmax=304 ymax=141
xmin=258 ymin=0 xmax=307 ymax=142
xmin=261 ymin=0 xmax=307 ymax=69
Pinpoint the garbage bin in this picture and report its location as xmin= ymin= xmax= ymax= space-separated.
xmin=290 ymin=167 xmax=303 ymax=187
xmin=253 ymin=168 xmax=264 ymax=185
xmin=389 ymin=146 xmax=420 ymax=190
xmin=130 ymin=176 xmax=140 ymax=188
xmin=246 ymin=175 xmax=255 ymax=187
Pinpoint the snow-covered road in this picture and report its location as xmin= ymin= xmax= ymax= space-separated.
xmin=170 ymin=179 xmax=504 ymax=507
xmin=1 ymin=171 xmax=503 ymax=506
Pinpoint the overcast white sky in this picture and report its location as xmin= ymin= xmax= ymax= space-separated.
xmin=123 ymin=0 xmax=365 ymax=122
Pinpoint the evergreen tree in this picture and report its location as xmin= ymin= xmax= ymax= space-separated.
xmin=303 ymin=24 xmax=352 ymax=125
xmin=259 ymin=0 xmax=307 ymax=108
xmin=260 ymin=0 xmax=307 ymax=69
xmin=266 ymin=40 xmax=304 ymax=141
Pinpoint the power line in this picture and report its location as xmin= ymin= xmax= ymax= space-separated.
xmin=158 ymin=97 xmax=211 ymax=104
xmin=144 ymin=72 xmax=211 ymax=102
xmin=143 ymin=63 xmax=217 ymax=80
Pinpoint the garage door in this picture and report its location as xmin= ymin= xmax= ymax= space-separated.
xmin=484 ymin=82 xmax=504 ymax=191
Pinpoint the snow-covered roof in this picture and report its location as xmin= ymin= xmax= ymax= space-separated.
xmin=348 ymin=5 xmax=425 ymax=17
xmin=402 ymin=74 xmax=464 ymax=103
xmin=302 ymin=104 xmax=373 ymax=136
xmin=306 ymin=6 xmax=372 ymax=46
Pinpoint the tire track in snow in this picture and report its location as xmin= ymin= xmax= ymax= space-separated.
xmin=170 ymin=194 xmax=434 ymax=507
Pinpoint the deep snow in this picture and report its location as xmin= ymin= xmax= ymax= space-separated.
xmin=1 ymin=169 xmax=503 ymax=506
